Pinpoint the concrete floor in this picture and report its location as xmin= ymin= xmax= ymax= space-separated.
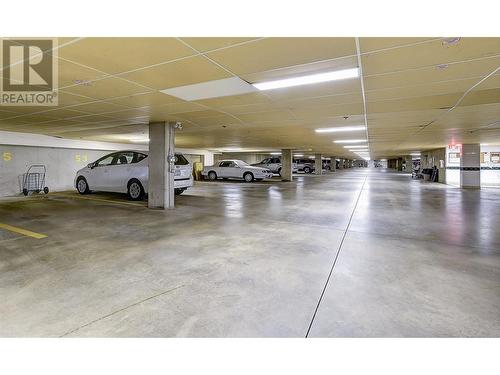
xmin=0 ymin=169 xmax=499 ymax=337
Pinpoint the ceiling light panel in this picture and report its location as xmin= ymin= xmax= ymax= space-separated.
xmin=315 ymin=125 xmax=366 ymax=133
xmin=333 ymin=139 xmax=367 ymax=143
xmin=161 ymin=77 xmax=257 ymax=101
xmin=253 ymin=67 xmax=359 ymax=91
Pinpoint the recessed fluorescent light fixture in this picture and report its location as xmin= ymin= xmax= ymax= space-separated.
xmin=293 ymin=154 xmax=304 ymax=157
xmin=161 ymin=77 xmax=257 ymax=101
xmin=253 ymin=67 xmax=359 ymax=91
xmin=270 ymin=152 xmax=281 ymax=155
xmin=315 ymin=125 xmax=366 ymax=133
xmin=344 ymin=145 xmax=367 ymax=149
xmin=334 ymin=139 xmax=366 ymax=144
xmin=349 ymin=149 xmax=368 ymax=152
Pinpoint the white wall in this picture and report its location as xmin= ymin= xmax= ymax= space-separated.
xmin=445 ymin=144 xmax=461 ymax=187
xmin=0 ymin=131 xmax=215 ymax=197
xmin=480 ymin=145 xmax=500 ymax=187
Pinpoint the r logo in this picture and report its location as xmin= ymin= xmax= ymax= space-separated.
xmin=1 ymin=38 xmax=58 ymax=106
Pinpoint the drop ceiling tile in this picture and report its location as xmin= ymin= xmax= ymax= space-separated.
xmin=263 ymin=79 xmax=361 ymax=101
xmin=194 ymin=92 xmax=272 ymax=108
xmin=238 ymin=110 xmax=297 ymax=123
xmin=283 ymin=92 xmax=364 ymax=108
xmin=106 ymin=92 xmax=183 ymax=108
xmin=207 ymin=37 xmax=357 ymax=75
xmin=58 ymin=38 xmax=196 ymax=74
xmin=368 ymin=93 xmax=463 ymax=113
xmin=362 ymin=37 xmax=500 ymax=76
xmin=221 ymin=102 xmax=284 ymax=115
xmin=292 ymin=103 xmax=364 ymax=119
xmin=364 ymin=57 xmax=500 ymax=90
xmin=366 ymin=79 xmax=479 ymax=102
xmin=179 ymin=114 xmax=239 ymax=127
xmin=69 ymin=101 xmax=129 ymax=114
xmin=63 ymin=77 xmax=149 ymax=100
xmin=100 ymin=108 xmax=151 ymax=120
xmin=180 ymin=38 xmax=260 ymax=52
xmin=68 ymin=114 xmax=115 ymax=123
xmin=57 ymin=91 xmax=97 ymax=107
xmin=144 ymin=102 xmax=208 ymax=117
xmin=241 ymin=55 xmax=359 ymax=83
xmin=57 ymin=58 xmax=109 ymax=88
xmin=119 ymin=55 xmax=232 ymax=90
xmin=359 ymin=38 xmax=437 ymax=53
xmin=459 ymin=88 xmax=500 ymax=106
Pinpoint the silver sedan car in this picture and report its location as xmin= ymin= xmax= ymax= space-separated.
xmin=202 ymin=160 xmax=273 ymax=182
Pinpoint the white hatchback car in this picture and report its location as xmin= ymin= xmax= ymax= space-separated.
xmin=74 ymin=150 xmax=193 ymax=200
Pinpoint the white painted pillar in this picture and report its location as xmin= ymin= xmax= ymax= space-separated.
xmin=315 ymin=153 xmax=323 ymax=175
xmin=281 ymin=149 xmax=293 ymax=181
xmin=330 ymin=156 xmax=336 ymax=172
xmin=148 ymin=121 xmax=176 ymax=209
xmin=460 ymin=144 xmax=480 ymax=189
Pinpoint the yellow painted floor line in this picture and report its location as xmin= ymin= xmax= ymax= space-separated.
xmin=52 ymin=193 xmax=145 ymax=207
xmin=0 ymin=223 xmax=47 ymax=239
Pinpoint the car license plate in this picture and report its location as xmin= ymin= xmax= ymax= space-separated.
xmin=174 ymin=170 xmax=181 ymax=176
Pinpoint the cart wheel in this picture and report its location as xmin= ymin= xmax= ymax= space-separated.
xmin=23 ymin=189 xmax=28 ymax=196
xmin=43 ymin=187 xmax=49 ymax=194
xmin=35 ymin=189 xmax=40 ymax=194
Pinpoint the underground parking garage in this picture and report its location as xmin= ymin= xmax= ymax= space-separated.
xmin=1 ymin=34 xmax=500 ymax=347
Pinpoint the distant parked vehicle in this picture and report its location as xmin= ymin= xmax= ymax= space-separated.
xmin=293 ymin=158 xmax=315 ymax=173
xmin=74 ymin=151 xmax=193 ymax=200
xmin=202 ymin=160 xmax=273 ymax=182
xmin=252 ymin=157 xmax=298 ymax=175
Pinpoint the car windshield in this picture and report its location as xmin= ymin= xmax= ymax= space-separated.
xmin=175 ymin=154 xmax=189 ymax=165
xmin=235 ymin=160 xmax=249 ymax=167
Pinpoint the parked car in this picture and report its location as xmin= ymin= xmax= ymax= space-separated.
xmin=74 ymin=150 xmax=193 ymax=200
xmin=293 ymin=158 xmax=315 ymax=173
xmin=252 ymin=157 xmax=298 ymax=175
xmin=202 ymin=160 xmax=273 ymax=182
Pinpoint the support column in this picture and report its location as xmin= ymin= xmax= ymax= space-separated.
xmin=330 ymin=156 xmax=336 ymax=172
xmin=403 ymin=155 xmax=413 ymax=173
xmin=315 ymin=153 xmax=323 ymax=175
xmin=281 ymin=149 xmax=293 ymax=181
xmin=148 ymin=121 xmax=176 ymax=209
xmin=460 ymin=144 xmax=480 ymax=188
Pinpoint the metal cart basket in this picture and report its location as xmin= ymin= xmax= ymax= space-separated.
xmin=22 ymin=164 xmax=49 ymax=196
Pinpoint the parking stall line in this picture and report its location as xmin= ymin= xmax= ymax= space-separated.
xmin=50 ymin=193 xmax=145 ymax=207
xmin=0 ymin=222 xmax=48 ymax=239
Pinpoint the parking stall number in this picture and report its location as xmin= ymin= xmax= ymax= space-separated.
xmin=75 ymin=154 xmax=88 ymax=163
xmin=3 ymin=152 xmax=12 ymax=161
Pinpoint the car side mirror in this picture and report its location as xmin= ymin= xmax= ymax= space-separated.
xmin=88 ymin=162 xmax=95 ymax=169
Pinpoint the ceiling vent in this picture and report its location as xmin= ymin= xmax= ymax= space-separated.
xmin=442 ymin=37 xmax=461 ymax=47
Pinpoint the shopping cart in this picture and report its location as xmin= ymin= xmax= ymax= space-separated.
xmin=22 ymin=164 xmax=49 ymax=196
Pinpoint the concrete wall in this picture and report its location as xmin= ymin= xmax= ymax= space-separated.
xmin=213 ymin=152 xmax=270 ymax=165
xmin=0 ymin=131 xmax=214 ymax=197
xmin=0 ymin=145 xmax=113 ymax=197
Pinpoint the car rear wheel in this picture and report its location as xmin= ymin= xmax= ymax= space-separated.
xmin=127 ymin=179 xmax=145 ymax=200
xmin=243 ymin=172 xmax=254 ymax=182
xmin=76 ymin=177 xmax=90 ymax=194
xmin=208 ymin=171 xmax=217 ymax=181
xmin=304 ymin=166 xmax=311 ymax=174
